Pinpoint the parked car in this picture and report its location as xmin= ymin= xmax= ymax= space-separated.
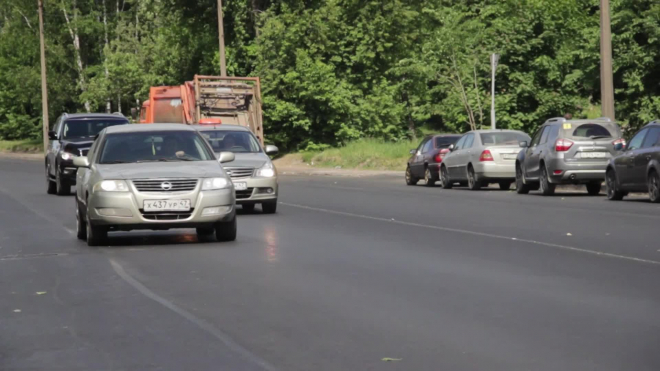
xmin=406 ymin=134 xmax=461 ymax=186
xmin=46 ymin=113 xmax=129 ymax=195
xmin=440 ymin=130 xmax=530 ymax=190
xmin=73 ymin=124 xmax=237 ymax=246
xmin=516 ymin=117 xmax=624 ymax=195
xmin=605 ymin=120 xmax=660 ymax=202
xmin=195 ymin=124 xmax=279 ymax=213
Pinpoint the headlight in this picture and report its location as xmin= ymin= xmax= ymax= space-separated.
xmin=93 ymin=180 xmax=129 ymax=192
xmin=61 ymin=152 xmax=74 ymax=161
xmin=256 ymin=162 xmax=276 ymax=178
xmin=202 ymin=177 xmax=230 ymax=190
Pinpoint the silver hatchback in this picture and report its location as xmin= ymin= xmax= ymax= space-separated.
xmin=516 ymin=117 xmax=624 ymax=195
xmin=73 ymin=124 xmax=237 ymax=246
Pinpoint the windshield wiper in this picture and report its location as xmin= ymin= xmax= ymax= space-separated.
xmin=102 ymin=160 xmax=129 ymax=164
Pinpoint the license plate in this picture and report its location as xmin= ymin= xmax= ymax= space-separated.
xmin=581 ymin=152 xmax=606 ymax=159
xmin=143 ymin=199 xmax=191 ymax=212
xmin=234 ymin=182 xmax=247 ymax=191
xmin=502 ymin=153 xmax=517 ymax=160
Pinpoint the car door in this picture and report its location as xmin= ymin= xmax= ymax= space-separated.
xmin=633 ymin=127 xmax=660 ymax=188
xmin=420 ymin=139 xmax=435 ymax=168
xmin=451 ymin=133 xmax=474 ymax=180
xmin=444 ymin=135 xmax=467 ymax=178
xmin=410 ymin=138 xmax=430 ymax=178
xmin=617 ymin=128 xmax=648 ymax=188
xmin=524 ymin=126 xmax=548 ymax=179
xmin=47 ymin=117 xmax=63 ymax=176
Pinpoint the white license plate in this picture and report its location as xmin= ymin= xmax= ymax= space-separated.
xmin=143 ymin=199 xmax=191 ymax=212
xmin=234 ymin=182 xmax=248 ymax=191
xmin=581 ymin=152 xmax=606 ymax=159
xmin=502 ymin=154 xmax=517 ymax=160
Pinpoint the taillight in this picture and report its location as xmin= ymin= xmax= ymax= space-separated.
xmin=479 ymin=150 xmax=494 ymax=162
xmin=555 ymin=139 xmax=574 ymax=152
xmin=434 ymin=148 xmax=450 ymax=163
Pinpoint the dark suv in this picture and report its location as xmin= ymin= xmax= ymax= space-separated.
xmin=406 ymin=134 xmax=461 ymax=186
xmin=46 ymin=113 xmax=129 ymax=195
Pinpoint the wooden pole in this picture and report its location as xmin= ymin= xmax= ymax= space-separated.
xmin=600 ymin=0 xmax=615 ymax=120
xmin=38 ymin=0 xmax=50 ymax=154
xmin=217 ymin=0 xmax=227 ymax=76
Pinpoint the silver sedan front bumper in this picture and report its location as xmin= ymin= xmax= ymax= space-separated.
xmin=231 ymin=177 xmax=278 ymax=204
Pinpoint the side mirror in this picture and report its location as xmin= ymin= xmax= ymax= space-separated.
xmin=73 ymin=156 xmax=90 ymax=168
xmin=265 ymin=145 xmax=279 ymax=156
xmin=409 ymin=149 xmax=416 ymax=155
xmin=614 ymin=142 xmax=624 ymax=151
xmin=218 ymin=151 xmax=235 ymax=163
xmin=519 ymin=141 xmax=529 ymax=148
xmin=48 ymin=131 xmax=57 ymax=140
xmin=448 ymin=144 xmax=455 ymax=151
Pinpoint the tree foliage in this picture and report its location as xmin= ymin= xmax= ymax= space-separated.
xmin=0 ymin=0 xmax=659 ymax=149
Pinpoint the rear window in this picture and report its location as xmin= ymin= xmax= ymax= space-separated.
xmin=564 ymin=123 xmax=619 ymax=139
xmin=480 ymin=132 xmax=530 ymax=146
xmin=435 ymin=136 xmax=459 ymax=148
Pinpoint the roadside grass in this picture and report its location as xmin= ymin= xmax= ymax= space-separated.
xmin=0 ymin=139 xmax=42 ymax=153
xmin=300 ymin=139 xmax=418 ymax=171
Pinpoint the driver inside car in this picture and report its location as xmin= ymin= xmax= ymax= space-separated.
xmin=161 ymin=137 xmax=185 ymax=158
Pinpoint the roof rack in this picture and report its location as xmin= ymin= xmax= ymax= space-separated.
xmin=112 ymin=112 xmax=124 ymax=116
xmin=595 ymin=117 xmax=612 ymax=121
xmin=546 ymin=117 xmax=566 ymax=123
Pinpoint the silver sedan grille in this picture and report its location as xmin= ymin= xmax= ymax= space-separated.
xmin=225 ymin=167 xmax=254 ymax=179
xmin=132 ymin=179 xmax=198 ymax=192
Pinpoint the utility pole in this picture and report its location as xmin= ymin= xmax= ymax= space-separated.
xmin=490 ymin=54 xmax=500 ymax=130
xmin=600 ymin=0 xmax=615 ymax=120
xmin=38 ymin=0 xmax=50 ymax=154
xmin=217 ymin=0 xmax=227 ymax=77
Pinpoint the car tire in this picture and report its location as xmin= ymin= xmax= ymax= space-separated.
xmin=467 ymin=165 xmax=481 ymax=191
xmin=76 ymin=198 xmax=87 ymax=240
xmin=242 ymin=204 xmax=256 ymax=212
xmin=405 ymin=166 xmax=419 ymax=186
xmin=196 ymin=226 xmax=215 ymax=241
xmin=499 ymin=181 xmax=512 ymax=191
xmin=586 ymin=182 xmax=602 ymax=196
xmin=262 ymin=201 xmax=277 ymax=214
xmin=539 ymin=166 xmax=556 ymax=196
xmin=515 ymin=164 xmax=530 ymax=194
xmin=56 ymin=170 xmax=70 ymax=196
xmin=424 ymin=168 xmax=436 ymax=187
xmin=648 ymin=170 xmax=660 ymax=203
xmin=606 ymin=169 xmax=624 ymax=201
xmin=86 ymin=214 xmax=107 ymax=247
xmin=215 ymin=216 xmax=237 ymax=242
xmin=440 ymin=166 xmax=452 ymax=189
xmin=46 ymin=166 xmax=56 ymax=195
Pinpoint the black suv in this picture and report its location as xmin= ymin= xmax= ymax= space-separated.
xmin=46 ymin=113 xmax=129 ymax=195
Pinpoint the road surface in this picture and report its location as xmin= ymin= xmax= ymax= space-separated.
xmin=1 ymin=157 xmax=659 ymax=371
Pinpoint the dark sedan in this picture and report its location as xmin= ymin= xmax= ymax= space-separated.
xmin=605 ymin=120 xmax=660 ymax=202
xmin=406 ymin=134 xmax=461 ymax=186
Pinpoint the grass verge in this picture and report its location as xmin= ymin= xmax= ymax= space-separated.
xmin=299 ymin=139 xmax=417 ymax=171
xmin=0 ymin=139 xmax=43 ymax=153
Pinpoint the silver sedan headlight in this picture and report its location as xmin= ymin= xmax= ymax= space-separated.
xmin=93 ymin=180 xmax=130 ymax=192
xmin=256 ymin=162 xmax=276 ymax=178
xmin=202 ymin=177 xmax=231 ymax=190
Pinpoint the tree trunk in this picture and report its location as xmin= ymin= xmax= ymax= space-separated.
xmin=103 ymin=0 xmax=111 ymax=113
xmin=62 ymin=0 xmax=91 ymax=112
xmin=408 ymin=114 xmax=417 ymax=141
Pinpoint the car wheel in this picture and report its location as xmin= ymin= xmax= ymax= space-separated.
xmin=76 ymin=198 xmax=87 ymax=240
xmin=499 ymin=181 xmax=512 ymax=191
xmin=586 ymin=182 xmax=602 ymax=196
xmin=515 ymin=164 xmax=530 ymax=194
xmin=405 ymin=166 xmax=419 ymax=186
xmin=46 ymin=166 xmax=56 ymax=195
xmin=86 ymin=214 xmax=107 ymax=247
xmin=215 ymin=216 xmax=237 ymax=242
xmin=606 ymin=169 xmax=624 ymax=201
xmin=424 ymin=168 xmax=436 ymax=187
xmin=467 ymin=165 xmax=481 ymax=190
xmin=262 ymin=201 xmax=277 ymax=214
xmin=540 ymin=166 xmax=556 ymax=196
xmin=440 ymin=166 xmax=453 ymax=189
xmin=242 ymin=204 xmax=256 ymax=212
xmin=648 ymin=170 xmax=660 ymax=203
xmin=196 ymin=226 xmax=215 ymax=241
xmin=55 ymin=170 xmax=70 ymax=196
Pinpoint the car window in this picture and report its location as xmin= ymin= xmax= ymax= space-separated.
xmin=434 ymin=136 xmax=458 ymax=148
xmin=530 ymin=127 xmax=544 ymax=146
xmin=454 ymin=135 xmax=467 ymax=150
xmin=463 ymin=134 xmax=475 ymax=149
xmin=422 ymin=140 xmax=434 ymax=153
xmin=62 ymin=119 xmax=128 ymax=139
xmin=415 ymin=139 xmax=429 ymax=153
xmin=563 ymin=122 xmax=620 ymax=139
xmin=539 ymin=126 xmax=551 ymax=144
xmin=547 ymin=125 xmax=560 ymax=142
xmin=627 ymin=128 xmax=648 ymax=151
xmin=99 ymin=131 xmax=215 ymax=164
xmin=641 ymin=127 xmax=660 ymax=148
xmin=87 ymin=139 xmax=99 ymax=162
xmin=480 ymin=132 xmax=530 ymax=146
xmin=200 ymin=130 xmax=262 ymax=153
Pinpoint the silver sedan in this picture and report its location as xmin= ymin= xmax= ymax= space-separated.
xmin=440 ymin=129 xmax=531 ymax=190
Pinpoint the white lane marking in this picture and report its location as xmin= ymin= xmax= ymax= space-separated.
xmin=280 ymin=202 xmax=660 ymax=266
xmin=109 ymin=259 xmax=278 ymax=371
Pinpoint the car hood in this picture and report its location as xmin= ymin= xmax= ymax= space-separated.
xmin=219 ymin=152 xmax=270 ymax=169
xmin=95 ymin=161 xmax=225 ymax=180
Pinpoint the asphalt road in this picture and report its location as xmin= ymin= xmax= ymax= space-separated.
xmin=1 ymin=157 xmax=660 ymax=371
